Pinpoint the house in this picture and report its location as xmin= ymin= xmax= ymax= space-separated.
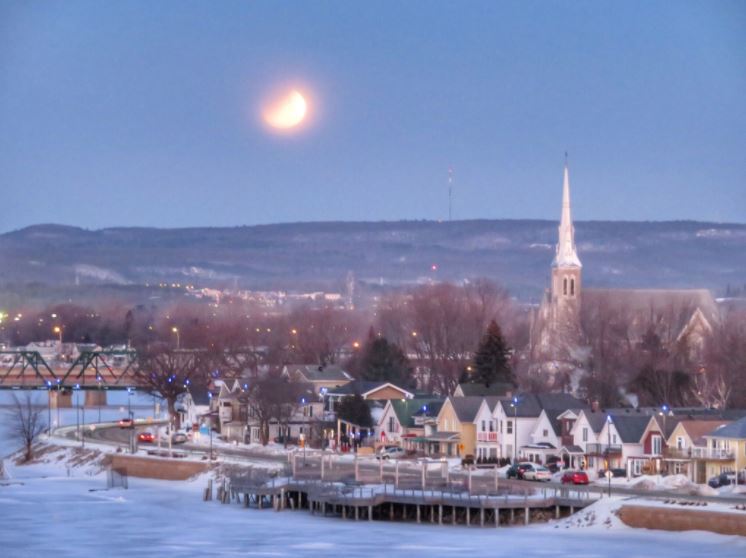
xmin=596 ymin=413 xmax=653 ymax=476
xmin=216 ymin=380 xmax=248 ymax=443
xmin=427 ymin=396 xmax=484 ymax=457
xmin=473 ymin=397 xmax=500 ymax=461
xmin=494 ymin=393 xmax=587 ymax=463
xmin=376 ymin=397 xmax=443 ymax=447
xmin=664 ymin=419 xmax=732 ymax=482
xmin=702 ymin=416 xmax=746 ymax=481
xmin=174 ymin=388 xmax=211 ymax=431
xmin=282 ymin=364 xmax=353 ymax=394
xmin=564 ymin=409 xmax=609 ymax=470
xmin=324 ymin=380 xmax=415 ymax=413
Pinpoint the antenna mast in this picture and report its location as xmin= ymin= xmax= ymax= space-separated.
xmin=448 ymin=167 xmax=453 ymax=221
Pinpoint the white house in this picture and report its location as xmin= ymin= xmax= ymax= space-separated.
xmin=473 ymin=397 xmax=499 ymax=461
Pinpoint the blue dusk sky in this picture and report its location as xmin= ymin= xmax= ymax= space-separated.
xmin=1 ymin=0 xmax=744 ymax=232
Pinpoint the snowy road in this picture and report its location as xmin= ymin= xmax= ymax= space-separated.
xmin=1 ymin=470 xmax=745 ymax=558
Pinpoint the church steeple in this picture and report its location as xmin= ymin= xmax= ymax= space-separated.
xmin=553 ymin=161 xmax=582 ymax=269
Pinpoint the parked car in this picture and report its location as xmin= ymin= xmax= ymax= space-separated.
xmin=506 ymin=462 xmax=532 ymax=479
xmin=377 ymin=446 xmax=406 ymax=460
xmin=561 ymin=470 xmax=590 ymax=485
xmin=708 ymin=472 xmax=737 ymax=488
xmin=461 ymin=454 xmax=475 ymax=466
xmin=171 ymin=432 xmax=188 ymax=444
xmin=118 ymin=418 xmax=134 ymax=429
xmin=522 ymin=463 xmax=552 ymax=482
xmin=137 ymin=431 xmax=155 ymax=443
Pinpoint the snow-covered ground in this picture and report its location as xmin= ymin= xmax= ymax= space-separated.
xmin=2 ymin=434 xmax=746 ymax=558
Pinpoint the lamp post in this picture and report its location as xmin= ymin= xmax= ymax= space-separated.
xmin=606 ymin=415 xmax=612 ymax=497
xmin=510 ymin=396 xmax=519 ymax=464
xmin=46 ymin=380 xmax=52 ymax=434
xmin=171 ymin=326 xmax=180 ymax=349
xmin=127 ymin=387 xmax=134 ymax=453
xmin=53 ymin=325 xmax=62 ymax=344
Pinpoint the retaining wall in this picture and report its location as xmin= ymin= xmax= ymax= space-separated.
xmin=619 ymin=505 xmax=746 ymax=537
xmin=109 ymin=454 xmax=209 ymax=481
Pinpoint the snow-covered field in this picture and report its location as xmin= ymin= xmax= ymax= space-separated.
xmin=2 ymin=403 xmax=746 ymax=557
xmin=2 ymin=443 xmax=746 ymax=558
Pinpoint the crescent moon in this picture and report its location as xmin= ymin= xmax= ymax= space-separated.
xmin=263 ymin=90 xmax=308 ymax=130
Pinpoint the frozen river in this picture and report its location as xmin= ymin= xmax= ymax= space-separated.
xmin=1 ymin=467 xmax=745 ymax=558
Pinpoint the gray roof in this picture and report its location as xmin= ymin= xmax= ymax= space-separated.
xmin=610 ymin=414 xmax=652 ymax=444
xmin=500 ymin=393 xmax=587 ymax=419
xmin=456 ymin=382 xmax=514 ymax=397
xmin=449 ymin=396 xmax=485 ymax=423
xmin=285 ymin=364 xmax=352 ymax=383
xmin=326 ymin=380 xmax=410 ymax=397
xmin=709 ymin=416 xmax=746 ymax=440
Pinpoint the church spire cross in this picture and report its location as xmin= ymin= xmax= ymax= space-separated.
xmin=553 ymin=161 xmax=582 ymax=269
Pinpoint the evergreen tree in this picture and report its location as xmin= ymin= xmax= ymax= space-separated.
xmin=350 ymin=331 xmax=414 ymax=387
xmin=335 ymin=393 xmax=373 ymax=427
xmin=470 ymin=320 xmax=514 ymax=387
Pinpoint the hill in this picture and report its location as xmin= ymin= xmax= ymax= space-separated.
xmin=1 ymin=220 xmax=745 ymax=302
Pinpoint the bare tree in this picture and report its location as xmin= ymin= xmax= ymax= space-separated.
xmin=246 ymin=369 xmax=307 ymax=446
xmin=5 ymin=393 xmax=46 ymax=462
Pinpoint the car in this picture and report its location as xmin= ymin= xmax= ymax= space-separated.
xmin=522 ymin=463 xmax=552 ymax=482
xmin=171 ymin=432 xmax=188 ymax=444
xmin=377 ymin=446 xmax=406 ymax=460
xmin=506 ymin=462 xmax=532 ymax=479
xmin=118 ymin=418 xmax=134 ymax=429
xmin=561 ymin=470 xmax=590 ymax=485
xmin=461 ymin=454 xmax=475 ymax=466
xmin=138 ymin=431 xmax=155 ymax=443
xmin=708 ymin=472 xmax=737 ymax=489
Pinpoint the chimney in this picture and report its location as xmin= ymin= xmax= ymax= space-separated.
xmin=591 ymin=399 xmax=599 ymax=412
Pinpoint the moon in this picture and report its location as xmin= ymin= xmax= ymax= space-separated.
xmin=263 ymin=90 xmax=308 ymax=130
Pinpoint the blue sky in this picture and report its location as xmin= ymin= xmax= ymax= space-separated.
xmin=1 ymin=1 xmax=744 ymax=232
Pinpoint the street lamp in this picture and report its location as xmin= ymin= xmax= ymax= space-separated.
xmin=172 ymin=327 xmax=180 ymax=349
xmin=606 ymin=415 xmax=612 ymax=497
xmin=53 ymin=325 xmax=62 ymax=344
xmin=127 ymin=387 xmax=135 ymax=453
xmin=510 ymin=396 xmax=520 ymax=464
xmin=46 ymin=380 xmax=52 ymax=434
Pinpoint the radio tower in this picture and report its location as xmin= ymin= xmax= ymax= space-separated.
xmin=448 ymin=166 xmax=453 ymax=221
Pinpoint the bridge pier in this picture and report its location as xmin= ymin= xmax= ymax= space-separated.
xmin=85 ymin=390 xmax=107 ymax=407
xmin=49 ymin=389 xmax=73 ymax=409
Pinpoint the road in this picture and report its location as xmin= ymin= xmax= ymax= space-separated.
xmin=63 ymin=421 xmax=289 ymax=464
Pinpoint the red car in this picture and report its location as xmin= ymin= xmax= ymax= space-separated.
xmin=561 ymin=470 xmax=589 ymax=485
xmin=137 ymin=431 xmax=155 ymax=443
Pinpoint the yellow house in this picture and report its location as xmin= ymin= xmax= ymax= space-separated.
xmin=664 ymin=419 xmax=731 ymax=483
xmin=702 ymin=417 xmax=746 ymax=480
xmin=432 ymin=396 xmax=483 ymax=457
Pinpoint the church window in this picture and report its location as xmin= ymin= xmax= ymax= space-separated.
xmin=570 ymin=278 xmax=575 ymax=296
xmin=563 ymin=278 xmax=567 ymax=295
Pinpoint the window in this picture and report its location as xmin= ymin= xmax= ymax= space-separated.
xmin=482 ymin=420 xmax=486 ymax=432
xmin=582 ymin=427 xmax=588 ymax=442
xmin=570 ymin=278 xmax=575 ymax=296
xmin=676 ymin=436 xmax=684 ymax=450
xmin=309 ymin=405 xmax=313 ymax=417
xmin=542 ymin=429 xmax=548 ymax=437
xmin=489 ymin=421 xmax=494 ymax=432
xmin=563 ymin=277 xmax=568 ymax=295
xmin=507 ymin=421 xmax=513 ymax=434
xmin=652 ymin=435 xmax=662 ymax=455
xmin=499 ymin=421 xmax=503 ymax=434
xmin=388 ymin=416 xmax=395 ymax=432
xmin=613 ymin=435 xmax=618 ymax=444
